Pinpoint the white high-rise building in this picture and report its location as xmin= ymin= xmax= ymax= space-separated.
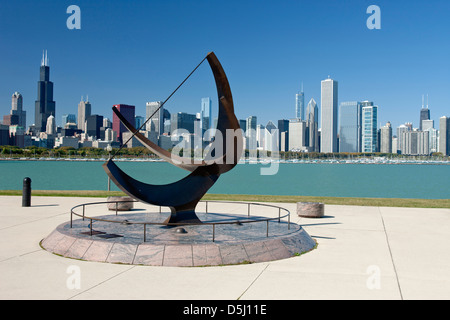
xmin=422 ymin=119 xmax=437 ymax=153
xmin=103 ymin=117 xmax=111 ymax=129
xmin=11 ymin=92 xmax=26 ymax=128
xmin=320 ymin=78 xmax=338 ymax=153
xmin=380 ymin=122 xmax=392 ymax=153
xmin=426 ymin=127 xmax=438 ymax=153
xmin=397 ymin=124 xmax=410 ymax=154
xmin=46 ymin=114 xmax=56 ymax=135
xmin=77 ymin=97 xmax=91 ymax=132
xmin=146 ymin=101 xmax=164 ymax=135
xmin=289 ymin=118 xmax=307 ymax=151
xmin=422 ymin=119 xmax=434 ymax=131
xmin=264 ymin=121 xmax=278 ymax=152
xmin=403 ymin=130 xmax=429 ymax=155
xmin=439 ymin=116 xmax=450 ymax=156
xmin=105 ymin=128 xmax=116 ymax=142
xmin=256 ymin=124 xmax=265 ymax=149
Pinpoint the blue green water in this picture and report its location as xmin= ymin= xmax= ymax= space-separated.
xmin=0 ymin=160 xmax=448 ymax=199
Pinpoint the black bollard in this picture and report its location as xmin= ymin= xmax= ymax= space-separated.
xmin=22 ymin=177 xmax=31 ymax=207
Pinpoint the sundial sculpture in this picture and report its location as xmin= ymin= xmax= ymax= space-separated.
xmin=103 ymin=52 xmax=243 ymax=225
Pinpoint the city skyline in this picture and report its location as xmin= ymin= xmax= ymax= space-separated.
xmin=2 ymin=50 xmax=445 ymax=136
xmin=1 ymin=1 xmax=449 ymax=134
xmin=1 ymin=50 xmax=449 ymax=157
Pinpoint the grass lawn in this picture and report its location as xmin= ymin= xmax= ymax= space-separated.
xmin=1 ymin=189 xmax=449 ymax=208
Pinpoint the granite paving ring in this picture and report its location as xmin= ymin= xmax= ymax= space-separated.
xmin=41 ymin=200 xmax=317 ymax=267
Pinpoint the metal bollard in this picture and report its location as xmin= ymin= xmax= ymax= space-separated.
xmin=22 ymin=177 xmax=31 ymax=207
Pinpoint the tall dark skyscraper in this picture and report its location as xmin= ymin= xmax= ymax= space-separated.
xmin=113 ymin=104 xmax=135 ymax=144
xmin=277 ymin=119 xmax=289 ymax=151
xmin=35 ymin=51 xmax=55 ymax=133
xmin=419 ymin=94 xmax=430 ymax=131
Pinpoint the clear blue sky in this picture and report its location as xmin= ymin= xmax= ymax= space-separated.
xmin=1 ymin=0 xmax=449 ymax=131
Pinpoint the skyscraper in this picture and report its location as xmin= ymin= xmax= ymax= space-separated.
xmin=339 ymin=101 xmax=362 ymax=153
xmin=200 ymin=97 xmax=212 ymax=136
xmin=403 ymin=130 xmax=429 ymax=155
xmin=146 ymin=101 xmax=164 ymax=135
xmin=62 ymin=114 xmax=76 ymax=126
xmin=245 ymin=116 xmax=257 ymax=150
xmin=419 ymin=94 xmax=430 ymax=131
xmin=320 ymin=78 xmax=338 ymax=153
xmin=277 ymin=119 xmax=289 ymax=152
xmin=439 ymin=116 xmax=450 ymax=156
xmin=77 ymin=97 xmax=91 ymax=132
xmin=113 ymin=104 xmax=135 ymax=144
xmin=288 ymin=118 xmax=307 ymax=151
xmin=35 ymin=51 xmax=55 ymax=133
xmin=239 ymin=120 xmax=247 ymax=132
xmin=170 ymin=112 xmax=196 ymax=134
xmin=46 ymin=114 xmax=56 ymax=135
xmin=397 ymin=123 xmax=410 ymax=153
xmin=295 ymin=83 xmax=305 ymax=120
xmin=86 ymin=114 xmax=104 ymax=139
xmin=135 ymin=116 xmax=145 ymax=130
xmin=264 ymin=121 xmax=278 ymax=152
xmin=11 ymin=92 xmax=26 ymax=128
xmin=306 ymin=98 xmax=319 ymax=152
xmin=361 ymin=102 xmax=378 ymax=152
xmin=380 ymin=122 xmax=393 ymax=153
xmin=425 ymin=127 xmax=438 ymax=153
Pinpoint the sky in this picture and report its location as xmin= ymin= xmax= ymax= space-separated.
xmin=0 ymin=0 xmax=449 ymax=132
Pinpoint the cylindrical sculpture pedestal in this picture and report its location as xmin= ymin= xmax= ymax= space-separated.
xmin=106 ymin=196 xmax=134 ymax=211
xmin=297 ymin=202 xmax=324 ymax=218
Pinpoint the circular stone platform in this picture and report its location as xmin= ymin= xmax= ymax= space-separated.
xmin=41 ymin=210 xmax=316 ymax=267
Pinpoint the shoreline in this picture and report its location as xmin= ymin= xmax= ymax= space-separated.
xmin=1 ymin=157 xmax=449 ymax=165
xmin=1 ymin=190 xmax=449 ymax=208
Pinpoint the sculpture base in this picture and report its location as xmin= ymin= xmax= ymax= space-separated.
xmin=41 ymin=211 xmax=316 ymax=267
xmin=163 ymin=208 xmax=203 ymax=225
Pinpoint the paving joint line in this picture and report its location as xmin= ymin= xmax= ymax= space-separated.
xmin=68 ymin=265 xmax=136 ymax=300
xmin=237 ymin=263 xmax=269 ymax=300
xmin=378 ymin=207 xmax=404 ymax=300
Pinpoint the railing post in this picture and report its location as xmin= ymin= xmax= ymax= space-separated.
xmin=266 ymin=220 xmax=269 ymax=237
xmin=144 ymin=224 xmax=146 ymax=242
xmin=248 ymin=203 xmax=250 ymax=217
xmin=206 ymin=201 xmax=208 ymax=213
xmin=278 ymin=207 xmax=281 ymax=223
xmin=82 ymin=205 xmax=85 ymax=221
xmin=90 ymin=219 xmax=93 ymax=236
xmin=212 ymin=224 xmax=215 ymax=242
xmin=70 ymin=210 xmax=73 ymax=228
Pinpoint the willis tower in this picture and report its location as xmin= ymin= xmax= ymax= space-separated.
xmin=35 ymin=50 xmax=55 ymax=133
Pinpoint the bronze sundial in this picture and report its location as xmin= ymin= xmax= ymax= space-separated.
xmin=103 ymin=52 xmax=243 ymax=225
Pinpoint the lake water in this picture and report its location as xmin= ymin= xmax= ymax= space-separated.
xmin=0 ymin=160 xmax=448 ymax=199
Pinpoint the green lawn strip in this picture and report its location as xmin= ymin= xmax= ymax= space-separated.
xmin=0 ymin=190 xmax=448 ymax=208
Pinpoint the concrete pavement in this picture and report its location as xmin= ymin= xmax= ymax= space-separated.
xmin=0 ymin=195 xmax=449 ymax=300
